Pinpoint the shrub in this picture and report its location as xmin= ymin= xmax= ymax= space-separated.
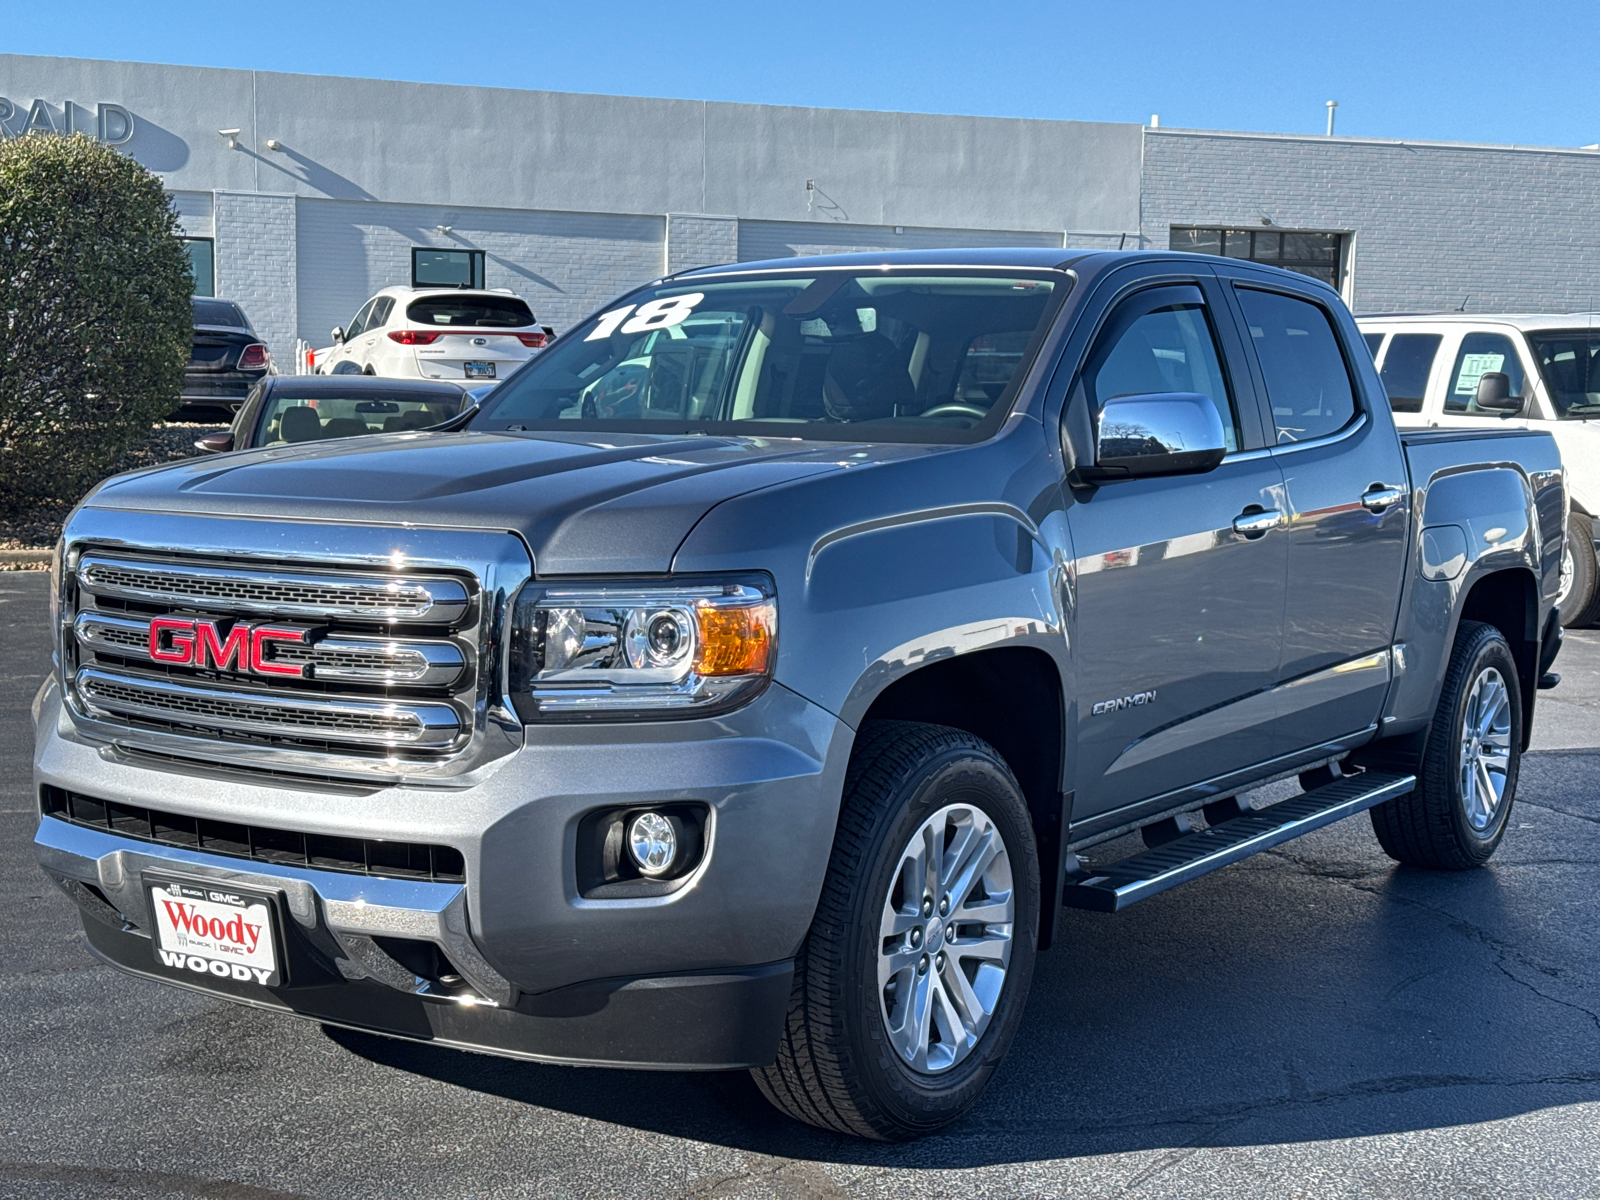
xmin=0 ymin=132 xmax=192 ymax=516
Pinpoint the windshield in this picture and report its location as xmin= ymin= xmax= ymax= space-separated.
xmin=255 ymin=389 xmax=467 ymax=446
xmin=408 ymin=296 xmax=535 ymax=328
xmin=470 ymin=271 xmax=1064 ymax=442
xmin=1528 ymin=330 xmax=1600 ymax=417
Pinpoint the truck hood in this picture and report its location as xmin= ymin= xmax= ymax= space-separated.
xmin=81 ymin=430 xmax=907 ymax=574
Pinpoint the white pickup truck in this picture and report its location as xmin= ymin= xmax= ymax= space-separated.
xmin=1357 ymin=314 xmax=1600 ymax=627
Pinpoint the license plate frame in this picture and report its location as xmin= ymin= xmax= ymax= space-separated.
xmin=144 ymin=872 xmax=285 ymax=988
xmin=463 ymin=361 xmax=497 ymax=380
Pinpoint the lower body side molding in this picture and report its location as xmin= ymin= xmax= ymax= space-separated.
xmin=1061 ymin=771 xmax=1417 ymax=912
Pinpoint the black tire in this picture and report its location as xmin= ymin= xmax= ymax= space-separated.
xmin=752 ymin=721 xmax=1041 ymax=1140
xmin=1560 ymin=512 xmax=1600 ymax=629
xmin=1370 ymin=621 xmax=1521 ymax=869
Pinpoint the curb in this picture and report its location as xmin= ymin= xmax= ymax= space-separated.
xmin=0 ymin=549 xmax=53 ymax=565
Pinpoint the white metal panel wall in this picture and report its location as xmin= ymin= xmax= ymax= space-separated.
xmin=295 ymin=199 xmax=665 ymax=349
xmin=737 ymin=220 xmax=1063 ymax=262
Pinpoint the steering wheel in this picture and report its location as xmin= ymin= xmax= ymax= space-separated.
xmin=920 ymin=403 xmax=988 ymax=419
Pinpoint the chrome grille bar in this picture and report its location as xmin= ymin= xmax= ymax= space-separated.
xmin=77 ymin=555 xmax=470 ymax=624
xmin=75 ymin=667 xmax=462 ymax=749
xmin=74 ymin=613 xmax=466 ymax=687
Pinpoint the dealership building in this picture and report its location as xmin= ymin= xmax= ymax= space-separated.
xmin=7 ymin=52 xmax=1600 ymax=367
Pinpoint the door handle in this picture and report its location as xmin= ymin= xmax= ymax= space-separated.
xmin=1361 ymin=485 xmax=1405 ymax=513
xmin=1232 ymin=508 xmax=1285 ymax=536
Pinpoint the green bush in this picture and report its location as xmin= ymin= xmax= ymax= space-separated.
xmin=0 ymin=132 xmax=192 ymax=516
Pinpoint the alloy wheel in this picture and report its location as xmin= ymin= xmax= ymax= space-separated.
xmin=877 ymin=803 xmax=1015 ymax=1074
xmin=1459 ymin=666 xmax=1513 ymax=832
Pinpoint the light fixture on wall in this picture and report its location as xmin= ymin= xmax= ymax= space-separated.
xmin=265 ymin=139 xmax=283 ymax=152
xmin=217 ymin=128 xmax=241 ymax=150
xmin=434 ymin=224 xmax=454 ymax=236
xmin=1259 ymin=214 xmax=1274 ymax=226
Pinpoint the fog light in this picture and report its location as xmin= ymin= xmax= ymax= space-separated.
xmin=627 ymin=811 xmax=677 ymax=876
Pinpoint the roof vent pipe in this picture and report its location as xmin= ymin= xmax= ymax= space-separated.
xmin=1150 ymin=114 xmax=1160 ymax=128
xmin=1326 ymin=100 xmax=1339 ymax=136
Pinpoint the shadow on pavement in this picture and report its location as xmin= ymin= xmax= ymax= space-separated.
xmin=332 ymin=745 xmax=1600 ymax=1167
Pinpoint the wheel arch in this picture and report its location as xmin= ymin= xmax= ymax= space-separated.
xmin=1457 ymin=567 xmax=1540 ymax=749
xmin=857 ymin=645 xmax=1069 ymax=949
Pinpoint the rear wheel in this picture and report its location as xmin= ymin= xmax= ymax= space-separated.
xmin=1370 ymin=621 xmax=1521 ymax=869
xmin=1559 ymin=512 xmax=1600 ymax=628
xmin=753 ymin=721 xmax=1040 ymax=1140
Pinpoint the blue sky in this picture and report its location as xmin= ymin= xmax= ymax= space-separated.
xmin=8 ymin=1 xmax=1599 ymax=147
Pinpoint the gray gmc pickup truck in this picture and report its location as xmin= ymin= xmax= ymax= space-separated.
xmin=32 ymin=249 xmax=1568 ymax=1139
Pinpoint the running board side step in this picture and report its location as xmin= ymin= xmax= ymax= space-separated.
xmin=1061 ymin=772 xmax=1416 ymax=913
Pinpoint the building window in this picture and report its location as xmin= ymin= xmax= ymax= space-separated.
xmin=412 ymin=248 xmax=485 ymax=289
xmin=1170 ymin=227 xmax=1344 ymax=289
xmin=182 ymin=237 xmax=214 ymax=296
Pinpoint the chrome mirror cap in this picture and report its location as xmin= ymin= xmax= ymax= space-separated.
xmin=1077 ymin=391 xmax=1227 ymax=484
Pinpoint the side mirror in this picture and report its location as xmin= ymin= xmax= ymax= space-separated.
xmin=194 ymin=431 xmax=234 ymax=454
xmin=541 ymin=326 xmax=555 ymax=338
xmin=1075 ymin=392 xmax=1227 ymax=484
xmin=1474 ymin=371 xmax=1523 ymax=414
xmin=331 ymin=326 xmax=345 ymax=344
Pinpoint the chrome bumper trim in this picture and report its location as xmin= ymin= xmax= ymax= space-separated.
xmin=35 ymin=816 xmax=513 ymax=1007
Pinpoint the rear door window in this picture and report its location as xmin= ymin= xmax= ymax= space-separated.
xmin=1378 ymin=333 xmax=1442 ymax=414
xmin=1443 ymin=332 xmax=1525 ymax=415
xmin=344 ymin=300 xmax=376 ymax=340
xmin=1236 ymin=288 xmax=1357 ymax=444
xmin=407 ymin=296 xmax=535 ymax=328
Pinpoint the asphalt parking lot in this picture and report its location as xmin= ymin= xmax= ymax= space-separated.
xmin=3 ymin=568 xmax=1597 ymax=1200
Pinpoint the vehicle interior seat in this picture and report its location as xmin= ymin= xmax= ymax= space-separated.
xmin=322 ymin=417 xmax=372 ymax=438
xmin=383 ymin=409 xmax=441 ymax=432
xmin=279 ymin=406 xmax=323 ymax=442
xmin=822 ymin=333 xmax=914 ymax=421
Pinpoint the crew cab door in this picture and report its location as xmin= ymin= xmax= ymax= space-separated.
xmin=1065 ymin=275 xmax=1289 ymax=819
xmin=1224 ymin=271 xmax=1410 ymax=750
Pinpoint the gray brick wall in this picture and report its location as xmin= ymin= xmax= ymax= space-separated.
xmin=665 ymin=214 xmax=738 ymax=273
xmin=295 ymin=198 xmax=665 ymax=348
xmin=214 ymin=191 xmax=298 ymax=364
xmin=1143 ymin=130 xmax=1600 ymax=314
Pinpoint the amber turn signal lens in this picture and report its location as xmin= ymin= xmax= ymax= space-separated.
xmin=694 ymin=600 xmax=775 ymax=676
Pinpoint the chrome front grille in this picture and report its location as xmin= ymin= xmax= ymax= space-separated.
xmin=57 ymin=529 xmax=525 ymax=781
xmin=77 ymin=555 xmax=469 ymax=623
xmin=76 ymin=669 xmax=462 ymax=748
xmin=74 ymin=612 xmax=466 ymax=687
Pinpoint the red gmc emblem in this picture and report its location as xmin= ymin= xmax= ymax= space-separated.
xmin=148 ymin=617 xmax=311 ymax=678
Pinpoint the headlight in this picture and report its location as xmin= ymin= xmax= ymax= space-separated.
xmin=508 ymin=577 xmax=776 ymax=720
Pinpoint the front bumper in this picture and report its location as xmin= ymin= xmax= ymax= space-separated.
xmin=33 ymin=678 xmax=848 ymax=1069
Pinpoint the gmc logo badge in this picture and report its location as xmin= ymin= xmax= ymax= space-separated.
xmin=148 ymin=617 xmax=310 ymax=678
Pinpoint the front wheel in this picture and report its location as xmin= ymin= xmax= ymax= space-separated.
xmin=753 ymin=721 xmax=1040 ymax=1140
xmin=1371 ymin=620 xmax=1521 ymax=868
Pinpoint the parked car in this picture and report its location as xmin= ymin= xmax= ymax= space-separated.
xmin=316 ymin=287 xmax=554 ymax=383
xmin=1358 ymin=313 xmax=1600 ymax=627
xmin=176 ymin=298 xmax=273 ymax=420
xmin=192 ymin=377 xmax=473 ymax=454
xmin=37 ymin=249 xmax=1567 ymax=1141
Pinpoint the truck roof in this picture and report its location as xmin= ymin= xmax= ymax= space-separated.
xmin=1357 ymin=312 xmax=1600 ymax=330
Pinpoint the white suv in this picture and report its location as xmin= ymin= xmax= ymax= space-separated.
xmin=1357 ymin=313 xmax=1600 ymax=627
xmin=316 ymin=287 xmax=551 ymax=384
